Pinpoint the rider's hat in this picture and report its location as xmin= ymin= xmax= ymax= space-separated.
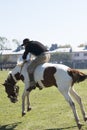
xmin=21 ymin=38 xmax=30 ymax=46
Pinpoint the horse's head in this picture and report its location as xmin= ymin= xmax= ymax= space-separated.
xmin=3 ymin=82 xmax=19 ymax=103
xmin=3 ymin=74 xmax=19 ymax=103
xmin=2 ymin=63 xmax=26 ymax=103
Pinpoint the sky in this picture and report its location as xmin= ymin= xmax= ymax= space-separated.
xmin=0 ymin=0 xmax=87 ymax=49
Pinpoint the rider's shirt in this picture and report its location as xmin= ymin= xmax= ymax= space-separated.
xmin=22 ymin=41 xmax=48 ymax=60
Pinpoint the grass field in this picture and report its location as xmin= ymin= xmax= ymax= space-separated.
xmin=0 ymin=70 xmax=87 ymax=130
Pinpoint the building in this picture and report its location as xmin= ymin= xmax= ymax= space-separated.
xmin=0 ymin=46 xmax=87 ymax=69
xmin=50 ymin=46 xmax=87 ymax=69
xmin=0 ymin=48 xmax=24 ymax=69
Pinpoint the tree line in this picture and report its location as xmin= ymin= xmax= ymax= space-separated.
xmin=0 ymin=36 xmax=21 ymax=50
xmin=0 ymin=36 xmax=87 ymax=51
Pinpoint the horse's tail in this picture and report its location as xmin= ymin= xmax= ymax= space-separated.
xmin=67 ymin=68 xmax=87 ymax=84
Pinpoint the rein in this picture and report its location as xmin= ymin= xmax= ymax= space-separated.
xmin=19 ymin=60 xmax=28 ymax=76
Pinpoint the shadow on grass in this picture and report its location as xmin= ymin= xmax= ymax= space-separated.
xmin=45 ymin=125 xmax=78 ymax=130
xmin=0 ymin=122 xmax=21 ymax=130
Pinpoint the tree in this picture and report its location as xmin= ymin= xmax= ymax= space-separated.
xmin=12 ymin=39 xmax=21 ymax=47
xmin=49 ymin=44 xmax=58 ymax=51
xmin=0 ymin=36 xmax=8 ymax=49
xmin=78 ymin=44 xmax=85 ymax=47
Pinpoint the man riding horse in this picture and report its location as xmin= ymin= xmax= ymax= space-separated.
xmin=21 ymin=38 xmax=50 ymax=90
xmin=3 ymin=42 xmax=87 ymax=129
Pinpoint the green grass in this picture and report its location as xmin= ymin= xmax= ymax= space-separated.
xmin=0 ymin=70 xmax=87 ymax=130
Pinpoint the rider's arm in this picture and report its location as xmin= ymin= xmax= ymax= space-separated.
xmin=22 ymin=47 xmax=29 ymax=60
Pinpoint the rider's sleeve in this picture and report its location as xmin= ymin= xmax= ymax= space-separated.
xmin=22 ymin=48 xmax=29 ymax=60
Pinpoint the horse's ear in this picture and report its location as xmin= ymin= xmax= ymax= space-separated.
xmin=2 ymin=80 xmax=7 ymax=86
xmin=2 ymin=83 xmax=5 ymax=86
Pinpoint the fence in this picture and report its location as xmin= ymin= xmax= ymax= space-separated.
xmin=0 ymin=62 xmax=16 ymax=70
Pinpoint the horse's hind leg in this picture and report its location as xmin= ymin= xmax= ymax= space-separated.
xmin=70 ymin=88 xmax=87 ymax=122
xmin=59 ymin=87 xmax=82 ymax=129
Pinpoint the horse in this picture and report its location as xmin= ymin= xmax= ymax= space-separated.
xmin=2 ymin=61 xmax=87 ymax=129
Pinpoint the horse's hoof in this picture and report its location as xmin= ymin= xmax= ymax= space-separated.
xmin=84 ymin=116 xmax=87 ymax=121
xmin=27 ymin=107 xmax=32 ymax=112
xmin=77 ymin=123 xmax=83 ymax=129
xmin=22 ymin=112 xmax=26 ymax=116
xmin=39 ymin=87 xmax=43 ymax=90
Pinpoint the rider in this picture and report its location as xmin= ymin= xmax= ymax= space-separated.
xmin=21 ymin=38 xmax=50 ymax=91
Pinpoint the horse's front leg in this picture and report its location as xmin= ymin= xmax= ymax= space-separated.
xmin=22 ymin=89 xmax=28 ymax=116
xmin=27 ymin=91 xmax=32 ymax=112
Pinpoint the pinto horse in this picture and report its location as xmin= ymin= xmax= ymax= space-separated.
xmin=2 ymin=61 xmax=87 ymax=129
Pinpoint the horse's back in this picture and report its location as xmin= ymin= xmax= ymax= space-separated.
xmin=34 ymin=63 xmax=71 ymax=84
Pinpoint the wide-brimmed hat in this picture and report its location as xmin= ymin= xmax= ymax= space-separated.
xmin=21 ymin=38 xmax=30 ymax=46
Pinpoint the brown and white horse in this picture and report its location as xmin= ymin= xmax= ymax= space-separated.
xmin=2 ymin=61 xmax=87 ymax=129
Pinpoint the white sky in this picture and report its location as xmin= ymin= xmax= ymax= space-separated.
xmin=0 ymin=0 xmax=87 ymax=49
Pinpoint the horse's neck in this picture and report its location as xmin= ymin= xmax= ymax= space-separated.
xmin=11 ymin=65 xmax=21 ymax=75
